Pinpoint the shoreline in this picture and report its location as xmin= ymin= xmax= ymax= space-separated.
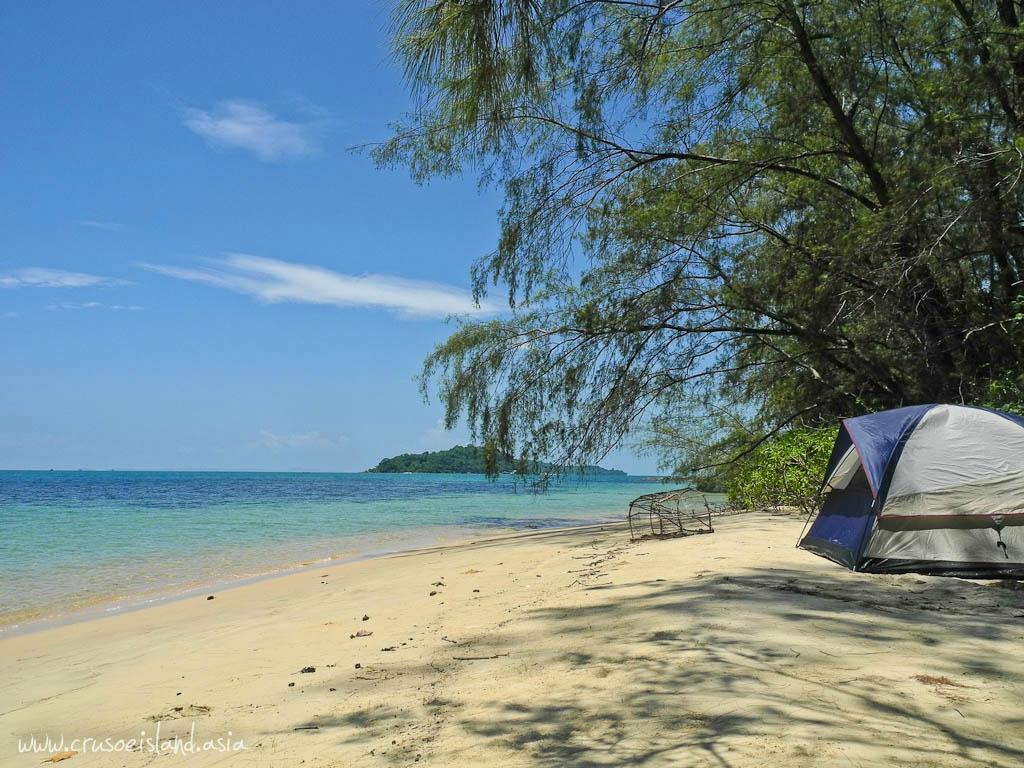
xmin=0 ymin=516 xmax=621 ymax=638
xmin=1 ymin=470 xmax=667 ymax=633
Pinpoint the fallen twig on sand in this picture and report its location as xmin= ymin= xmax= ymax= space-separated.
xmin=452 ymin=653 xmax=509 ymax=661
xmin=43 ymin=751 xmax=77 ymax=763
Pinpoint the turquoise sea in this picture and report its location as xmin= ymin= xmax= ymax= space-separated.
xmin=0 ymin=470 xmax=677 ymax=629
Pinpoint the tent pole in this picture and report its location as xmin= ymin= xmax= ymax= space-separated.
xmin=796 ymin=505 xmax=817 ymax=547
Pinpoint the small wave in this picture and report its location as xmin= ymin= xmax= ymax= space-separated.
xmin=459 ymin=516 xmax=614 ymax=530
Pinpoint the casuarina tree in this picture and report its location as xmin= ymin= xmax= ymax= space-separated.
xmin=378 ymin=0 xmax=1024 ymax=479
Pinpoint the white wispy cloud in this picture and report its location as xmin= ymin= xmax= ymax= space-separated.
xmin=79 ymin=220 xmax=122 ymax=231
xmin=183 ymin=101 xmax=322 ymax=161
xmin=45 ymin=301 xmax=142 ymax=312
xmin=142 ymin=253 xmax=495 ymax=317
xmin=0 ymin=268 xmax=121 ymax=289
xmin=46 ymin=301 xmax=103 ymax=311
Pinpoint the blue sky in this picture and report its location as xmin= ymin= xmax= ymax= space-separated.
xmin=0 ymin=2 xmax=653 ymax=473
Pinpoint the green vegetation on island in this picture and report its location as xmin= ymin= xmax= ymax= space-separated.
xmin=368 ymin=445 xmax=626 ymax=476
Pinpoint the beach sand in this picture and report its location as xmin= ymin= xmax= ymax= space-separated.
xmin=2 ymin=511 xmax=1023 ymax=766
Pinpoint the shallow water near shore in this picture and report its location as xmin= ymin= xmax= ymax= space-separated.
xmin=0 ymin=470 xmax=693 ymax=628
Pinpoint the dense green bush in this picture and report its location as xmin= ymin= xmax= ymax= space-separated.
xmin=725 ymin=428 xmax=837 ymax=514
xmin=979 ymin=373 xmax=1024 ymax=417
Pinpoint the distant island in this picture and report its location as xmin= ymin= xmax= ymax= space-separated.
xmin=367 ymin=444 xmax=626 ymax=476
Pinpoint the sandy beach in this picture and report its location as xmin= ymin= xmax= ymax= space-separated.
xmin=2 ymin=511 xmax=1023 ymax=767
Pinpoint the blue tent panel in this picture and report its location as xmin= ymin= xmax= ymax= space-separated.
xmin=800 ymin=487 xmax=875 ymax=568
xmin=843 ymin=404 xmax=933 ymax=496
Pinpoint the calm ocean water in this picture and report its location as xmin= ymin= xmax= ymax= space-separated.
xmin=0 ymin=470 xmax=678 ymax=628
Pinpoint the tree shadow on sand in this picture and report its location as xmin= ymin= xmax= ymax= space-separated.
xmin=452 ymin=567 xmax=1024 ymax=767
xmin=277 ymin=525 xmax=1024 ymax=767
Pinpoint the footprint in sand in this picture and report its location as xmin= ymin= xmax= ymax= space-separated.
xmin=149 ymin=704 xmax=212 ymax=721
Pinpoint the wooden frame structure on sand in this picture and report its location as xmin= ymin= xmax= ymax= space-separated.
xmin=627 ymin=488 xmax=717 ymax=541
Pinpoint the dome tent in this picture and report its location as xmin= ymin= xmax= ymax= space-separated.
xmin=799 ymin=404 xmax=1024 ymax=577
